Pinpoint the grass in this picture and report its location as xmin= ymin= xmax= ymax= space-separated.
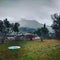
xmin=0 ymin=39 xmax=60 ymax=60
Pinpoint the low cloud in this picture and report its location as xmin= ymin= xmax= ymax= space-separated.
xmin=0 ymin=0 xmax=60 ymax=26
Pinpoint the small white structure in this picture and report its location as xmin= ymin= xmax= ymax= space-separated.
xmin=34 ymin=36 xmax=40 ymax=40
xmin=7 ymin=37 xmax=15 ymax=40
xmin=8 ymin=46 xmax=21 ymax=49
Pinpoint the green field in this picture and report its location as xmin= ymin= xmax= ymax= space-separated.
xmin=0 ymin=39 xmax=60 ymax=60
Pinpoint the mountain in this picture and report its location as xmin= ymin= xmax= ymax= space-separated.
xmin=19 ymin=27 xmax=36 ymax=33
xmin=19 ymin=19 xmax=54 ymax=33
xmin=19 ymin=20 xmax=43 ymax=29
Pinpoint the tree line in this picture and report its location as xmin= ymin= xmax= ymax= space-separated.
xmin=0 ymin=18 xmax=20 ymax=43
xmin=0 ymin=13 xmax=60 ymax=43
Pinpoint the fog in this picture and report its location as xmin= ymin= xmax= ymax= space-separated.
xmin=0 ymin=0 xmax=60 ymax=26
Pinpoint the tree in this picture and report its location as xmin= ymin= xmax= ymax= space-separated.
xmin=3 ymin=18 xmax=11 ymax=40
xmin=34 ymin=24 xmax=49 ymax=41
xmin=0 ymin=20 xmax=4 ymax=33
xmin=40 ymin=24 xmax=49 ymax=41
xmin=51 ymin=13 xmax=60 ymax=39
xmin=13 ymin=23 xmax=20 ymax=32
xmin=13 ymin=22 xmax=20 ymax=40
xmin=0 ymin=20 xmax=5 ymax=43
xmin=4 ymin=18 xmax=11 ymax=28
xmin=0 ymin=18 xmax=20 ymax=43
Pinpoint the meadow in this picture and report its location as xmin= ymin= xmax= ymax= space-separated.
xmin=0 ymin=39 xmax=60 ymax=60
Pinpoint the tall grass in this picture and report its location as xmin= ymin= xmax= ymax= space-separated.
xmin=0 ymin=39 xmax=60 ymax=60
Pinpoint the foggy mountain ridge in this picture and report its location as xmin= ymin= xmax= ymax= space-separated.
xmin=19 ymin=19 xmax=43 ymax=29
xmin=19 ymin=19 xmax=54 ymax=33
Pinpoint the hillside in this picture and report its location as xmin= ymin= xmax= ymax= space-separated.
xmin=19 ymin=20 xmax=43 ymax=29
xmin=19 ymin=19 xmax=54 ymax=33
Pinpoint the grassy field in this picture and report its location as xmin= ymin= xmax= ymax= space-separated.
xmin=0 ymin=39 xmax=60 ymax=60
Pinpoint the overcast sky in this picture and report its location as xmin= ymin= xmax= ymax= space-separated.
xmin=0 ymin=0 xmax=60 ymax=26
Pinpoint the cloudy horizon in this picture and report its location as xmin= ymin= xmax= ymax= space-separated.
xmin=0 ymin=0 xmax=60 ymax=26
